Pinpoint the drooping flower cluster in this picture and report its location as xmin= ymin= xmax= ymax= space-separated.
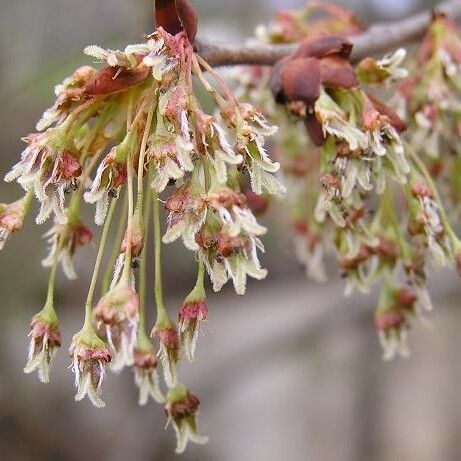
xmin=233 ymin=3 xmax=461 ymax=360
xmin=4 ymin=0 xmax=461 ymax=454
xmin=1 ymin=0 xmax=286 ymax=452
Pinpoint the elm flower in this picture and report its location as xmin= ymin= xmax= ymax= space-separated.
xmin=133 ymin=339 xmax=164 ymax=406
xmin=195 ymin=114 xmax=243 ymax=184
xmin=357 ymin=48 xmax=408 ymax=85
xmin=178 ymin=266 xmax=208 ymax=363
xmin=374 ymin=284 xmax=418 ymax=360
xmin=152 ymin=322 xmax=179 ymax=388
xmin=198 ymin=228 xmax=268 ymax=295
xmin=165 ymin=384 xmax=208 ymax=454
xmin=36 ymin=65 xmax=97 ymax=131
xmin=84 ymin=144 xmax=129 ymax=225
xmin=222 ymin=103 xmax=284 ymax=195
xmin=147 ymin=123 xmax=195 ymax=193
xmin=70 ymin=327 xmax=112 ymax=408
xmin=93 ymin=282 xmax=140 ymax=372
xmin=408 ymin=178 xmax=451 ymax=266
xmin=5 ymin=132 xmax=82 ymax=224
xmin=0 ymin=192 xmax=32 ymax=250
xmin=42 ymin=219 xmax=93 ymax=280
xmin=24 ymin=306 xmax=61 ymax=383
xmin=163 ymin=180 xmax=207 ymax=250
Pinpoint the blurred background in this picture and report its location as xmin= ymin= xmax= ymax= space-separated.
xmin=1 ymin=0 xmax=459 ymax=460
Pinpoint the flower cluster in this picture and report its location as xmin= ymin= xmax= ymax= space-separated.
xmin=1 ymin=0 xmax=285 ymax=452
xmin=396 ymin=12 xmax=461 ymax=213
xmin=233 ymin=3 xmax=461 ymax=360
xmin=4 ymin=0 xmax=461 ymax=454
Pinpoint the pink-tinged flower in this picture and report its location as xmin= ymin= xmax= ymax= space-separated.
xmin=94 ymin=283 xmax=140 ymax=372
xmin=409 ymin=177 xmax=451 ymax=266
xmin=292 ymin=220 xmax=326 ymax=282
xmin=163 ymin=181 xmax=206 ymax=251
xmin=133 ymin=347 xmax=164 ymax=405
xmin=42 ymin=220 xmax=93 ymax=279
xmin=147 ymin=129 xmax=194 ymax=193
xmin=0 ymin=194 xmax=31 ymax=250
xmin=152 ymin=325 xmax=179 ymax=388
xmin=195 ymin=113 xmax=243 ymax=184
xmin=5 ymin=132 xmax=82 ymax=224
xmin=36 ymin=65 xmax=96 ymax=131
xmin=196 ymin=226 xmax=268 ymax=295
xmin=165 ymin=384 xmax=208 ymax=454
xmin=24 ymin=309 xmax=61 ymax=383
xmin=69 ymin=328 xmax=112 ymax=408
xmin=207 ymin=184 xmax=267 ymax=238
xmin=374 ymin=285 xmax=417 ymax=361
xmin=84 ymin=147 xmax=128 ymax=225
xmin=221 ymin=103 xmax=284 ymax=195
xmin=178 ymin=300 xmax=208 ymax=363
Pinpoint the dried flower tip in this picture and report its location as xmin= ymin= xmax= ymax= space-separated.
xmin=133 ymin=348 xmax=165 ymax=405
xmin=42 ymin=221 xmax=93 ymax=280
xmin=165 ymin=384 xmax=208 ymax=454
xmin=179 ymin=300 xmax=208 ymax=362
xmin=70 ymin=329 xmax=112 ymax=407
xmin=84 ymin=148 xmax=128 ymax=225
xmin=374 ymin=285 xmax=418 ymax=361
xmin=94 ymin=283 xmax=140 ymax=372
xmin=152 ymin=325 xmax=179 ymax=387
xmin=0 ymin=194 xmax=30 ymax=250
xmin=24 ymin=310 xmax=61 ymax=383
xmin=375 ymin=310 xmax=410 ymax=361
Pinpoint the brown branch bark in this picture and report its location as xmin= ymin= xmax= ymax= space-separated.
xmin=195 ymin=0 xmax=461 ymax=67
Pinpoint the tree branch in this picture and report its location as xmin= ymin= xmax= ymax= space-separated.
xmin=195 ymin=0 xmax=461 ymax=67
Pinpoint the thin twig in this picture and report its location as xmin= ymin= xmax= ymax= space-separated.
xmin=194 ymin=0 xmax=461 ymax=67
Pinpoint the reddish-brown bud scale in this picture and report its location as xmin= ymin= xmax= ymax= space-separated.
xmin=344 ymin=207 xmax=366 ymax=227
xmin=366 ymin=93 xmax=407 ymax=133
xmin=155 ymin=0 xmax=198 ymax=43
xmin=320 ymin=56 xmax=358 ymax=89
xmin=281 ymin=58 xmax=322 ymax=104
xmin=294 ymin=36 xmax=353 ymax=60
xmin=304 ymin=114 xmax=325 ymax=146
xmin=84 ymin=66 xmax=150 ymax=96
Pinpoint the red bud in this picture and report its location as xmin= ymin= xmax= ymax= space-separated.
xmin=155 ymin=0 xmax=198 ymax=43
xmin=294 ymin=36 xmax=353 ymax=60
xmin=281 ymin=57 xmax=322 ymax=104
xmin=84 ymin=66 xmax=150 ymax=96
xmin=320 ymin=56 xmax=358 ymax=89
